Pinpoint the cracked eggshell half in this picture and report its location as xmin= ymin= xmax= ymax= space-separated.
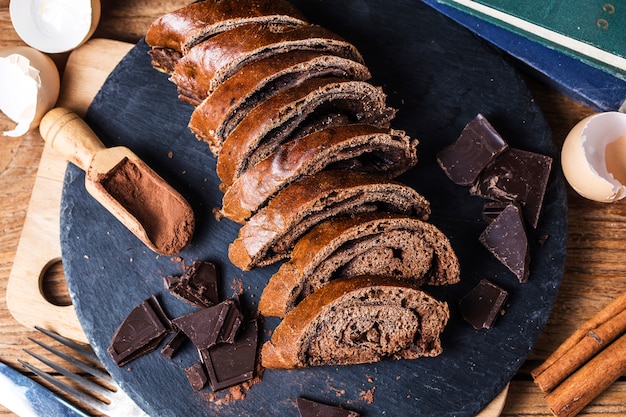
xmin=0 ymin=46 xmax=60 ymax=137
xmin=10 ymin=0 xmax=101 ymax=53
xmin=561 ymin=112 xmax=626 ymax=202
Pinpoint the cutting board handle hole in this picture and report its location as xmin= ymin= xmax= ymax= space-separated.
xmin=40 ymin=258 xmax=73 ymax=307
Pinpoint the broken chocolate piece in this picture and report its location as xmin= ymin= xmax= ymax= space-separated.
xmin=296 ymin=397 xmax=360 ymax=417
xmin=161 ymin=329 xmax=187 ymax=359
xmin=200 ymin=319 xmax=259 ymax=391
xmin=172 ymin=300 xmax=239 ymax=350
xmin=479 ymin=204 xmax=530 ymax=283
xmin=108 ymin=295 xmax=171 ymax=366
xmin=470 ymin=148 xmax=552 ymax=228
xmin=459 ymin=279 xmax=508 ymax=330
xmin=218 ymin=297 xmax=244 ymax=344
xmin=482 ymin=200 xmax=509 ymax=223
xmin=185 ymin=362 xmax=208 ymax=391
xmin=164 ymin=260 xmax=219 ymax=308
xmin=437 ymin=113 xmax=508 ymax=186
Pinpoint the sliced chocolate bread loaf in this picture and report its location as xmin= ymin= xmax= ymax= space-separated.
xmin=220 ymin=125 xmax=418 ymax=223
xmin=228 ymin=170 xmax=431 ymax=270
xmin=188 ymin=51 xmax=371 ymax=153
xmin=216 ymin=78 xmax=397 ymax=190
xmin=145 ymin=0 xmax=308 ymax=73
xmin=171 ymin=23 xmax=365 ymax=104
xmin=261 ymin=275 xmax=450 ymax=369
xmin=259 ymin=213 xmax=460 ymax=318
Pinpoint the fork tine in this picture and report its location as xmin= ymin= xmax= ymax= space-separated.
xmin=18 ymin=358 xmax=109 ymax=415
xmin=30 ymin=328 xmax=112 ymax=383
xmin=22 ymin=347 xmax=113 ymax=399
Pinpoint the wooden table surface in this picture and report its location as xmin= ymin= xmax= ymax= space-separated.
xmin=0 ymin=1 xmax=625 ymax=416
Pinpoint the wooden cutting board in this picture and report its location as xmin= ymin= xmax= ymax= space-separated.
xmin=6 ymin=38 xmax=132 ymax=343
xmin=6 ymin=31 xmax=515 ymax=416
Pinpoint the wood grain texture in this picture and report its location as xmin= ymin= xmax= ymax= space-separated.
xmin=0 ymin=0 xmax=624 ymax=416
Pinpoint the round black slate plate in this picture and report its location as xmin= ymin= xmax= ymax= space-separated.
xmin=60 ymin=1 xmax=567 ymax=416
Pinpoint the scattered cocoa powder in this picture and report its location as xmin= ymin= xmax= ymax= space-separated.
xmin=100 ymin=157 xmax=194 ymax=254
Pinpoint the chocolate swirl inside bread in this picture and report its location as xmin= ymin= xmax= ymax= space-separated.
xmin=145 ymin=0 xmax=308 ymax=73
xmin=216 ymin=78 xmax=397 ymax=190
xmin=261 ymin=275 xmax=450 ymax=369
xmin=220 ymin=125 xmax=418 ymax=223
xmin=259 ymin=213 xmax=460 ymax=318
xmin=172 ymin=23 xmax=365 ymax=104
xmin=228 ymin=170 xmax=431 ymax=270
xmin=188 ymin=51 xmax=371 ymax=154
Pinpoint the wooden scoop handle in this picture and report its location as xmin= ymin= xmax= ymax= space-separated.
xmin=39 ymin=107 xmax=105 ymax=172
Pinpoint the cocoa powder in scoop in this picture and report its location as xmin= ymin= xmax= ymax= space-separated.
xmin=101 ymin=157 xmax=194 ymax=254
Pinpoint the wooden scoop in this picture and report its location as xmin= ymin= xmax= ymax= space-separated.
xmin=39 ymin=107 xmax=195 ymax=255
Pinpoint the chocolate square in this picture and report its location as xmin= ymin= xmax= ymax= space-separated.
xmin=459 ymin=279 xmax=508 ymax=330
xmin=470 ymin=148 xmax=552 ymax=228
xmin=164 ymin=260 xmax=219 ymax=308
xmin=437 ymin=113 xmax=508 ymax=186
xmin=479 ymin=204 xmax=530 ymax=282
xmin=200 ymin=319 xmax=259 ymax=391
xmin=108 ymin=295 xmax=171 ymax=366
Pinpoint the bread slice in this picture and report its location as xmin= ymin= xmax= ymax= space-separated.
xmin=188 ymin=51 xmax=371 ymax=153
xmin=145 ymin=0 xmax=308 ymax=73
xmin=260 ymin=275 xmax=450 ymax=369
xmin=259 ymin=213 xmax=460 ymax=318
xmin=216 ymin=78 xmax=397 ymax=190
xmin=171 ymin=23 xmax=365 ymax=104
xmin=220 ymin=125 xmax=418 ymax=223
xmin=228 ymin=171 xmax=431 ymax=270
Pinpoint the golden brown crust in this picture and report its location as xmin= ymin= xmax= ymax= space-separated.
xmin=188 ymin=50 xmax=371 ymax=154
xmin=216 ymin=78 xmax=396 ymax=190
xmin=258 ymin=213 xmax=460 ymax=318
xmin=220 ymin=125 xmax=417 ymax=223
xmin=260 ymin=275 xmax=450 ymax=369
xmin=171 ymin=23 xmax=364 ymax=104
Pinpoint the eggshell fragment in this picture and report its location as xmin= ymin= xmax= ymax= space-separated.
xmin=0 ymin=46 xmax=60 ymax=137
xmin=9 ymin=0 xmax=101 ymax=54
xmin=561 ymin=112 xmax=626 ymax=202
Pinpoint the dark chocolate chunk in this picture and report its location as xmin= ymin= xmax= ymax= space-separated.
xmin=437 ymin=113 xmax=508 ymax=186
xmin=161 ymin=329 xmax=187 ymax=359
xmin=470 ymin=148 xmax=552 ymax=228
xmin=482 ymin=200 xmax=509 ymax=223
xmin=296 ymin=397 xmax=361 ymax=417
xmin=479 ymin=204 xmax=530 ymax=282
xmin=172 ymin=299 xmax=241 ymax=349
xmin=164 ymin=260 xmax=219 ymax=308
xmin=185 ymin=362 xmax=208 ymax=391
xmin=459 ymin=279 xmax=508 ymax=330
xmin=108 ymin=295 xmax=171 ymax=366
xmin=200 ymin=319 xmax=259 ymax=391
xmin=218 ymin=297 xmax=244 ymax=344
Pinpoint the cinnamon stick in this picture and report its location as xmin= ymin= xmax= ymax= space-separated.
xmin=531 ymin=290 xmax=626 ymax=392
xmin=543 ymin=332 xmax=626 ymax=417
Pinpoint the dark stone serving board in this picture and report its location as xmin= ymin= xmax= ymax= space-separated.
xmin=60 ymin=1 xmax=567 ymax=416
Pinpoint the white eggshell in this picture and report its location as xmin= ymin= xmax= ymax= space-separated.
xmin=561 ymin=112 xmax=626 ymax=202
xmin=9 ymin=0 xmax=101 ymax=53
xmin=0 ymin=46 xmax=60 ymax=136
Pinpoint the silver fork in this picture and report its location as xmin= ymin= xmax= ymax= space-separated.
xmin=18 ymin=326 xmax=148 ymax=417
